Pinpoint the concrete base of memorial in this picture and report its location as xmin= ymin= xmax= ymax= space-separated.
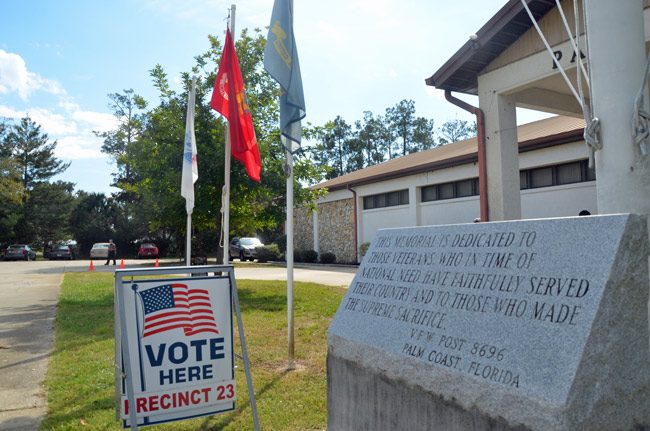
xmin=327 ymin=214 xmax=650 ymax=431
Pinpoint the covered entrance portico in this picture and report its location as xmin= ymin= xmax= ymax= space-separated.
xmin=427 ymin=0 xmax=650 ymax=220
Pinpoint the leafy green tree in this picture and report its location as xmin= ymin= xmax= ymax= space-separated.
xmin=69 ymin=192 xmax=117 ymax=256
xmin=355 ymin=111 xmax=390 ymax=167
xmin=99 ymin=28 xmax=326 ymax=255
xmin=95 ymin=89 xmax=147 ymax=189
xmin=22 ymin=181 xmax=76 ymax=246
xmin=385 ymin=99 xmax=416 ymax=156
xmin=312 ymin=116 xmax=353 ymax=178
xmin=413 ymin=117 xmax=436 ymax=150
xmin=436 ymin=119 xmax=476 ymax=145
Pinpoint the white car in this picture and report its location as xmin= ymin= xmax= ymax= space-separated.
xmin=90 ymin=242 xmax=110 ymax=259
xmin=229 ymin=237 xmax=264 ymax=261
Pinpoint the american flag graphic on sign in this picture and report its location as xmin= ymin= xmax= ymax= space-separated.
xmin=139 ymin=283 xmax=220 ymax=337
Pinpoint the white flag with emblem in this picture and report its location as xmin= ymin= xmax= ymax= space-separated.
xmin=181 ymin=79 xmax=198 ymax=214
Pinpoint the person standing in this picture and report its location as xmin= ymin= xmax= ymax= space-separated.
xmin=105 ymin=239 xmax=117 ymax=266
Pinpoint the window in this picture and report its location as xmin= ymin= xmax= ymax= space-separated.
xmin=438 ymin=183 xmax=455 ymax=199
xmin=556 ymin=162 xmax=582 ymax=185
xmin=456 ymin=179 xmax=475 ymax=197
xmin=530 ymin=166 xmax=553 ymax=188
xmin=362 ymin=189 xmax=409 ymax=210
xmin=421 ymin=178 xmax=479 ymax=202
xmin=421 ymin=186 xmax=437 ymax=202
xmin=520 ymin=159 xmax=596 ymax=190
xmin=520 ymin=171 xmax=529 ymax=190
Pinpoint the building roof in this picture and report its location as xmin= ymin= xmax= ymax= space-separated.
xmin=425 ymin=0 xmax=556 ymax=94
xmin=315 ymin=115 xmax=585 ymax=192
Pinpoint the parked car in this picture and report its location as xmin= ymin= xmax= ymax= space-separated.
xmin=90 ymin=242 xmax=110 ymax=260
xmin=3 ymin=244 xmax=37 ymax=261
xmin=229 ymin=237 xmax=264 ymax=261
xmin=48 ymin=244 xmax=75 ymax=260
xmin=137 ymin=243 xmax=159 ymax=259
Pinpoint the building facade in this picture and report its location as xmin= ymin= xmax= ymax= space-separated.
xmin=296 ymin=116 xmax=595 ymax=263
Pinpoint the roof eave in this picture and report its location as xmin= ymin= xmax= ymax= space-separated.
xmin=320 ymin=127 xmax=584 ymax=192
xmin=425 ymin=0 xmax=555 ymax=94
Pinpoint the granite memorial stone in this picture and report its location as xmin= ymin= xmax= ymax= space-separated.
xmin=328 ymin=214 xmax=650 ymax=430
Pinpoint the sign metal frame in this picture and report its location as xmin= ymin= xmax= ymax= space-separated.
xmin=114 ymin=265 xmax=259 ymax=430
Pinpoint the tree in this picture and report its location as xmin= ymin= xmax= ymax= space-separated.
xmin=312 ymin=116 xmax=353 ymax=178
xmin=385 ymin=99 xmax=416 ymax=156
xmin=69 ymin=192 xmax=117 ymax=256
xmin=22 ymin=181 xmax=76 ymax=246
xmin=412 ymin=117 xmax=436 ymax=150
xmin=1 ymin=117 xmax=71 ymax=244
xmin=4 ymin=117 xmax=70 ymax=200
xmin=436 ymin=119 xmax=477 ymax=145
xmin=95 ymin=89 xmax=147 ymax=188
xmin=101 ymin=28 xmax=326 ymax=255
xmin=0 ymin=122 xmax=23 ymax=243
xmin=355 ymin=111 xmax=389 ymax=167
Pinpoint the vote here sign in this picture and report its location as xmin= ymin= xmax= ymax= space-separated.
xmin=118 ymin=276 xmax=234 ymax=427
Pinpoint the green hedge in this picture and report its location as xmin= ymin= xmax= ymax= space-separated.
xmin=256 ymin=244 xmax=281 ymax=263
xmin=319 ymin=251 xmax=336 ymax=264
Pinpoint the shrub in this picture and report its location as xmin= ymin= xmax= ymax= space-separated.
xmin=302 ymin=249 xmax=318 ymax=263
xmin=256 ymin=244 xmax=280 ymax=263
xmin=319 ymin=251 xmax=336 ymax=264
xmin=275 ymin=235 xmax=287 ymax=254
xmin=293 ymin=249 xmax=304 ymax=263
xmin=358 ymin=242 xmax=371 ymax=260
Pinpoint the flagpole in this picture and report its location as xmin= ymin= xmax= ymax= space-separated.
xmin=222 ymin=4 xmax=235 ymax=264
xmin=263 ymin=0 xmax=304 ymax=371
xmin=285 ymin=141 xmax=295 ymax=369
xmin=186 ymin=215 xmax=192 ymax=265
xmin=182 ymin=78 xmax=198 ymax=267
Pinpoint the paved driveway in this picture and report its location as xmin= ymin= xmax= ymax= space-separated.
xmin=0 ymin=259 xmax=356 ymax=430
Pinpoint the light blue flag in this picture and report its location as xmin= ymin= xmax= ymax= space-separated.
xmin=264 ymin=0 xmax=305 ymax=153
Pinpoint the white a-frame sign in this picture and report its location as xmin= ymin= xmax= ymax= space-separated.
xmin=114 ymin=265 xmax=259 ymax=429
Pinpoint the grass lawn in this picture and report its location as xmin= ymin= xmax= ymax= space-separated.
xmin=42 ymin=272 xmax=345 ymax=430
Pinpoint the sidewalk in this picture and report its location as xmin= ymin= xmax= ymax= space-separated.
xmin=0 ymin=272 xmax=61 ymax=431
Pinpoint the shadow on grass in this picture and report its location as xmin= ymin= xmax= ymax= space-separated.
xmin=39 ymin=393 xmax=117 ymax=430
xmin=237 ymin=288 xmax=286 ymax=312
xmin=197 ymin=369 xmax=291 ymax=430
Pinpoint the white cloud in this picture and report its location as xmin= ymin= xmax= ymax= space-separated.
xmin=59 ymin=100 xmax=118 ymax=133
xmin=0 ymin=49 xmax=65 ymax=101
xmin=56 ymin=135 xmax=105 ymax=159
xmin=0 ymin=105 xmax=25 ymax=119
xmin=0 ymin=102 xmax=116 ymax=160
xmin=72 ymin=110 xmax=118 ymax=133
xmin=29 ymin=106 xmax=117 ymax=160
xmin=28 ymin=108 xmax=78 ymax=135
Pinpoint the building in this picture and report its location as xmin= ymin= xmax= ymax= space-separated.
xmin=297 ymin=0 xmax=650 ymax=264
xmin=295 ymin=115 xmax=594 ymax=264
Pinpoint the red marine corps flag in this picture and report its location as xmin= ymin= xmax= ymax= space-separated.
xmin=211 ymin=28 xmax=262 ymax=182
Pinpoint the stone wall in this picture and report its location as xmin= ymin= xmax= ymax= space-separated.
xmin=294 ymin=206 xmax=314 ymax=252
xmin=294 ymin=198 xmax=356 ymax=264
xmin=317 ymin=198 xmax=356 ymax=264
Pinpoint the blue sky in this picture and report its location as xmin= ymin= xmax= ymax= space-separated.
xmin=0 ymin=0 xmax=542 ymax=194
